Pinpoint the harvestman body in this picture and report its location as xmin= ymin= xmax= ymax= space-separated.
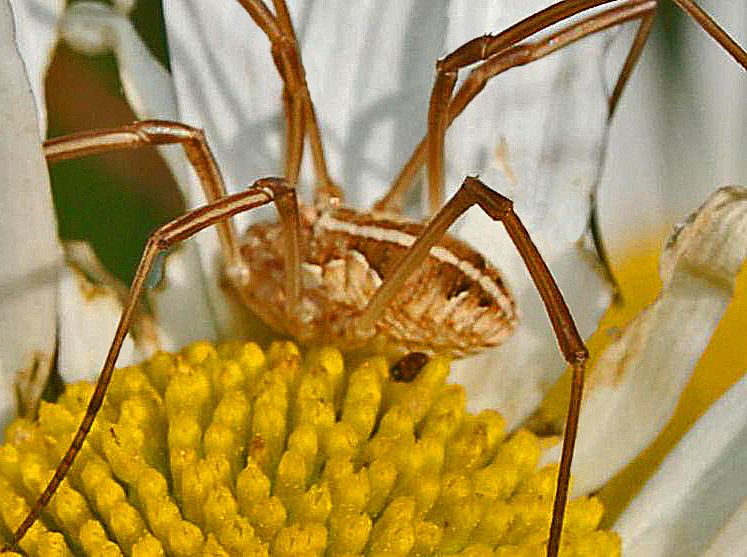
xmin=236 ymin=204 xmax=516 ymax=353
xmin=5 ymin=1 xmax=746 ymax=556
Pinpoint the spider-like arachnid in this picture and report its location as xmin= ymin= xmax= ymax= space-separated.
xmin=5 ymin=1 xmax=746 ymax=556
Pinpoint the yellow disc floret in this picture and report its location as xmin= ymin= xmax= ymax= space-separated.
xmin=0 ymin=341 xmax=620 ymax=555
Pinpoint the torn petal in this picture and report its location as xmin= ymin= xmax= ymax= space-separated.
xmin=0 ymin=0 xmax=62 ymax=427
xmin=542 ymin=187 xmax=747 ymax=495
xmin=614 ymin=374 xmax=747 ymax=556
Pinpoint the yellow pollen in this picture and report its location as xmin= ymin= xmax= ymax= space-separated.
xmin=0 ymin=341 xmax=620 ymax=555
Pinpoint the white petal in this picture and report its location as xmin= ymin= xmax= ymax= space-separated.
xmin=542 ymin=186 xmax=747 ymax=494
xmin=701 ymin=497 xmax=747 ymax=557
xmin=7 ymin=0 xmax=63 ymax=131
xmin=657 ymin=1 xmax=747 ymax=222
xmin=614 ymin=374 xmax=747 ymax=557
xmin=454 ymin=212 xmax=611 ymax=427
xmin=164 ymin=1 xmax=613 ymax=219
xmin=163 ymin=0 xmax=279 ymax=200
xmin=445 ymin=1 xmax=613 ymax=241
xmin=147 ymin=247 xmax=217 ymax=351
xmin=57 ymin=245 xmax=138 ymax=382
xmin=684 ymin=1 xmax=746 ymax=195
xmin=0 ymin=0 xmax=62 ymax=428
xmin=164 ymin=0 xmax=434 ymax=206
xmin=291 ymin=0 xmax=446 ymax=206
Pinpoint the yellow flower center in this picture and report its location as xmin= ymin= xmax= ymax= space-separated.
xmin=0 ymin=341 xmax=619 ymax=556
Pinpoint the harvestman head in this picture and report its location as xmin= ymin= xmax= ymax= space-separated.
xmin=4 ymin=1 xmax=746 ymax=555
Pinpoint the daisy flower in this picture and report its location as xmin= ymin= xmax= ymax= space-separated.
xmin=0 ymin=0 xmax=744 ymax=555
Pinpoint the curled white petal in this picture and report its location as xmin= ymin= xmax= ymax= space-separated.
xmin=543 ymin=186 xmax=747 ymax=494
xmin=614 ymin=374 xmax=747 ymax=557
xmin=0 ymin=0 xmax=62 ymax=428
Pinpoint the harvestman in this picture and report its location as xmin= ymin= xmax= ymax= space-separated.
xmin=5 ymin=0 xmax=746 ymax=555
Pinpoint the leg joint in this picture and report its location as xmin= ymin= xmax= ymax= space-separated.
xmin=255 ymin=177 xmax=295 ymax=202
xmin=133 ymin=120 xmax=206 ymax=145
xmin=463 ymin=176 xmax=513 ymax=217
xmin=147 ymin=229 xmax=169 ymax=252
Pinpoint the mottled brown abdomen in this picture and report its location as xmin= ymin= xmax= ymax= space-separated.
xmin=237 ymin=205 xmax=517 ymax=355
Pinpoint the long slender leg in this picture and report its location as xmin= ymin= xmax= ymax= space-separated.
xmin=235 ymin=0 xmax=343 ymax=204
xmin=375 ymin=1 xmax=656 ymax=304
xmin=1 ymin=178 xmax=301 ymax=552
xmin=426 ymin=0 xmax=657 ymax=216
xmin=234 ymin=0 xmax=305 ymax=188
xmin=376 ymin=0 xmax=643 ymax=213
xmin=376 ymin=0 xmax=746 ymax=214
xmin=360 ymin=176 xmax=587 ymax=557
xmin=269 ymin=0 xmax=338 ymax=205
xmin=43 ymin=120 xmax=246 ymax=276
xmin=274 ymin=49 xmax=306 ymax=185
xmin=270 ymin=0 xmax=307 ymax=187
xmin=609 ymin=9 xmax=656 ymax=119
xmin=673 ymin=0 xmax=747 ymax=68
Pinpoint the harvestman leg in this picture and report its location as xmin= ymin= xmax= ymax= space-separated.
xmin=359 ymin=176 xmax=587 ymax=557
xmin=43 ymin=120 xmax=306 ymax=312
xmin=44 ymin=121 xmax=240 ymax=267
xmin=375 ymin=0 xmax=747 ymax=214
xmin=2 ymin=178 xmax=301 ymax=551
xmin=372 ymin=0 xmax=656 ymax=303
xmin=235 ymin=0 xmax=343 ymax=204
